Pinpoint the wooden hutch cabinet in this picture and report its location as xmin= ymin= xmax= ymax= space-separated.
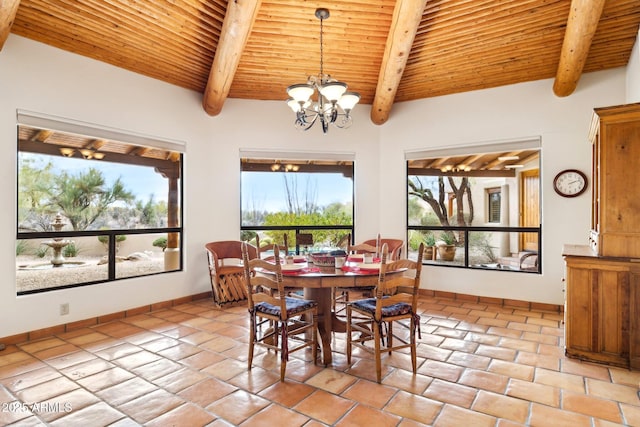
xmin=588 ymin=103 xmax=640 ymax=257
xmin=564 ymin=103 xmax=640 ymax=370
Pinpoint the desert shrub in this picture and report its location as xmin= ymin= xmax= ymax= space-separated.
xmin=424 ymin=233 xmax=436 ymax=246
xmin=152 ymin=237 xmax=167 ymax=251
xmin=16 ymin=240 xmax=30 ymax=256
xmin=36 ymin=246 xmax=49 ymax=258
xmin=240 ymin=230 xmax=257 ymax=243
xmin=440 ymin=231 xmax=456 ymax=245
xmin=469 ymin=232 xmax=497 ymax=262
xmin=97 ymin=231 xmax=126 ymax=253
xmin=63 ymin=242 xmax=79 ymax=257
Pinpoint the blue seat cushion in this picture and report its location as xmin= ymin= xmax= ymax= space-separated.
xmin=351 ymin=297 xmax=412 ymax=317
xmin=255 ymin=297 xmax=317 ymax=317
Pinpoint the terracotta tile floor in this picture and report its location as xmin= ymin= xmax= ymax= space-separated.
xmin=1 ymin=295 xmax=639 ymax=426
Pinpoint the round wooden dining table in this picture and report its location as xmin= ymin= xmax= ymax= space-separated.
xmin=258 ymin=258 xmax=404 ymax=365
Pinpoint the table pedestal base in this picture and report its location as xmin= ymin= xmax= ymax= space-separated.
xmin=304 ymin=288 xmax=346 ymax=365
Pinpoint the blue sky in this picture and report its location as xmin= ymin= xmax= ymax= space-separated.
xmin=21 ymin=154 xmax=354 ymax=211
xmin=21 ymin=153 xmax=168 ymax=203
xmin=241 ymin=171 xmax=352 ymax=212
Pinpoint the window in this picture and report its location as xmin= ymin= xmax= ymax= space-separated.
xmin=406 ymin=138 xmax=541 ymax=273
xmin=487 ymin=187 xmax=501 ymax=223
xmin=240 ymin=152 xmax=354 ymax=253
xmin=16 ymin=112 xmax=184 ymax=294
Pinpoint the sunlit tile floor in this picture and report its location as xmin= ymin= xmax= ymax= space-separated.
xmin=1 ymin=294 xmax=639 ymax=426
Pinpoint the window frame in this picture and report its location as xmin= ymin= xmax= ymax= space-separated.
xmin=486 ymin=187 xmax=502 ymax=223
xmin=239 ymin=153 xmax=355 ymax=251
xmin=16 ymin=112 xmax=185 ymax=295
xmin=405 ymin=138 xmax=542 ymax=274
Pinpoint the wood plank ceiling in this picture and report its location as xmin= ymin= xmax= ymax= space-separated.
xmin=2 ymin=0 xmax=639 ymax=127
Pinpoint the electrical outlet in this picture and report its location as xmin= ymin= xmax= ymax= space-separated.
xmin=60 ymin=303 xmax=69 ymax=316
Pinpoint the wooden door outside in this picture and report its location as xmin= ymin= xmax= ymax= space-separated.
xmin=519 ymin=169 xmax=540 ymax=251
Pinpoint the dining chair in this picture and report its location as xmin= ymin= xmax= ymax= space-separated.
xmin=347 ymin=233 xmax=380 ymax=258
xmin=257 ymin=233 xmax=306 ymax=298
xmin=519 ymin=251 xmax=539 ymax=272
xmin=205 ymin=240 xmax=258 ymax=307
xmin=255 ymin=233 xmax=289 ymax=260
xmin=295 ymin=233 xmax=314 ymax=254
xmin=363 ymin=235 xmax=404 ymax=260
xmin=242 ymin=242 xmax=318 ymax=382
xmin=333 ymin=234 xmax=381 ymax=316
xmin=335 ymin=232 xmax=351 ymax=250
xmin=346 ymin=242 xmax=424 ymax=383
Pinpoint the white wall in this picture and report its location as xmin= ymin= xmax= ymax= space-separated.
xmin=0 ymin=35 xmax=381 ymax=337
xmin=0 ymin=34 xmax=633 ymax=337
xmin=379 ymin=68 xmax=627 ymax=304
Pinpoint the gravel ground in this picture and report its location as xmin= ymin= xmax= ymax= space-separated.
xmin=16 ymin=254 xmax=166 ymax=293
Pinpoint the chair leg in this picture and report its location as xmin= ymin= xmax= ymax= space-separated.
xmin=248 ymin=315 xmax=256 ymax=371
xmin=279 ymin=320 xmax=287 ymax=382
xmin=411 ymin=317 xmax=417 ymax=374
xmin=374 ymin=320 xmax=382 ymax=383
xmin=346 ymin=306 xmax=352 ymax=364
xmin=280 ymin=358 xmax=287 ymax=382
xmin=387 ymin=321 xmax=393 ymax=355
xmin=312 ymin=313 xmax=318 ymax=365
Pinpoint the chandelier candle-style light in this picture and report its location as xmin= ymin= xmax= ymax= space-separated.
xmin=286 ymin=8 xmax=360 ymax=134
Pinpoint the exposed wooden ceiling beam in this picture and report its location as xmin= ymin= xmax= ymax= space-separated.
xmin=371 ymin=0 xmax=428 ymax=125
xmin=241 ymin=161 xmax=353 ymax=178
xmin=202 ymin=0 xmax=262 ymax=116
xmin=484 ymin=151 xmax=523 ymax=170
xmin=408 ymin=168 xmax=516 ymax=178
xmin=0 ymin=0 xmax=20 ymax=51
xmin=30 ymin=129 xmax=53 ymax=142
xmin=553 ymin=0 xmax=606 ymax=97
xmin=18 ymin=139 xmax=177 ymax=170
xmin=89 ymin=139 xmax=108 ymax=150
xmin=128 ymin=146 xmax=150 ymax=156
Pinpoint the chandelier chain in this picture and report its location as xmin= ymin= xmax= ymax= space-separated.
xmin=319 ymin=14 xmax=324 ymax=77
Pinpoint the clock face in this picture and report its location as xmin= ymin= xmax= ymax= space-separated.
xmin=553 ymin=169 xmax=588 ymax=197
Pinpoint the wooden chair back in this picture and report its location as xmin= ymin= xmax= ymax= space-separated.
xmin=205 ymin=240 xmax=258 ymax=306
xmin=205 ymin=240 xmax=257 ymax=266
xmin=374 ymin=243 xmax=424 ymax=314
xmin=242 ymin=243 xmax=289 ymax=318
xmin=255 ymin=234 xmax=289 ymax=259
xmin=364 ymin=237 xmax=404 ymax=260
xmin=336 ymin=233 xmax=352 ymax=250
xmin=295 ymin=233 xmax=314 ymax=253
xmin=348 ymin=233 xmax=380 ymax=256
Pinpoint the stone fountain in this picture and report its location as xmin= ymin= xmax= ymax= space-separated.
xmin=44 ymin=213 xmax=72 ymax=267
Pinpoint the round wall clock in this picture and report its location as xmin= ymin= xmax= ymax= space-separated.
xmin=553 ymin=169 xmax=588 ymax=197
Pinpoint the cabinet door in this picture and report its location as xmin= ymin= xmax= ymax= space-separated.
xmin=631 ymin=267 xmax=640 ymax=370
xmin=597 ymin=269 xmax=629 ymax=360
xmin=565 ymin=265 xmax=594 ymax=353
xmin=565 ymin=260 xmax=630 ymax=367
xmin=599 ymin=118 xmax=640 ymax=257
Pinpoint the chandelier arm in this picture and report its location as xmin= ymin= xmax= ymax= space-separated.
xmin=329 ymin=104 xmax=338 ymax=123
xmin=333 ymin=114 xmax=353 ymax=129
xmin=321 ymin=117 xmax=329 ymax=134
xmin=294 ymin=110 xmax=319 ymax=131
xmin=332 ymin=106 xmax=353 ymax=129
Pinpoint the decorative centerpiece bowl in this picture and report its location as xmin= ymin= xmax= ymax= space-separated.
xmin=310 ymin=253 xmax=335 ymax=267
xmin=310 ymin=250 xmax=347 ymax=267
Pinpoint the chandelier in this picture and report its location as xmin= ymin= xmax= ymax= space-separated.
xmin=285 ymin=8 xmax=360 ymax=134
